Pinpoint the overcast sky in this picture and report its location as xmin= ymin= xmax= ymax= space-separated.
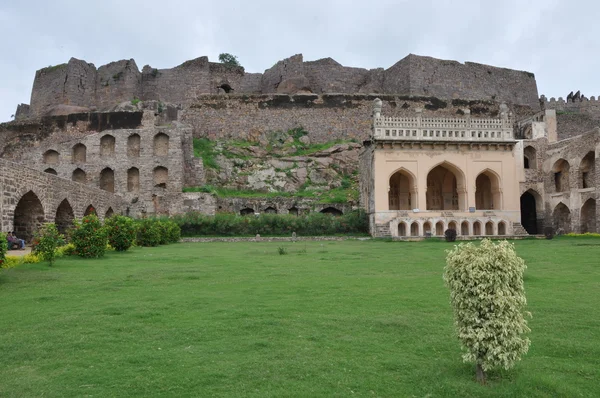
xmin=2 ymin=0 xmax=599 ymax=122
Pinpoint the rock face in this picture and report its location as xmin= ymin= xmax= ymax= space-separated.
xmin=21 ymin=53 xmax=540 ymax=118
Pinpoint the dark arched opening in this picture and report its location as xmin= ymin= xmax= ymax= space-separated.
xmin=44 ymin=168 xmax=57 ymax=175
xmin=581 ymin=199 xmax=597 ymax=233
xmin=14 ymin=191 xmax=45 ymax=242
xmin=55 ymin=199 xmax=74 ymax=236
xmin=240 ymin=208 xmax=254 ymax=216
xmin=388 ymin=169 xmax=415 ymax=210
xmin=320 ymin=207 xmax=343 ymax=216
xmin=288 ymin=207 xmax=299 ymax=216
xmin=520 ymin=191 xmax=538 ymax=234
xmin=553 ymin=203 xmax=571 ymax=233
xmin=84 ymin=205 xmax=97 ymax=217
xmin=264 ymin=206 xmax=277 ymax=214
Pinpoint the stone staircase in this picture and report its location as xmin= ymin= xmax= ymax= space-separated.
xmin=512 ymin=222 xmax=529 ymax=236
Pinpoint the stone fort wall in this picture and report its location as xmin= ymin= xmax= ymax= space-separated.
xmin=22 ymin=53 xmax=540 ymax=118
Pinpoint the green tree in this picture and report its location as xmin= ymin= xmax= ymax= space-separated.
xmin=33 ymin=224 xmax=64 ymax=266
xmin=444 ymin=239 xmax=531 ymax=383
xmin=218 ymin=53 xmax=241 ymax=67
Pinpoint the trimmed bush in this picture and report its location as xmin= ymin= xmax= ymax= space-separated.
xmin=33 ymin=223 xmax=64 ymax=265
xmin=3 ymin=255 xmax=22 ymax=269
xmin=136 ymin=219 xmax=162 ymax=247
xmin=105 ymin=215 xmax=137 ymax=252
xmin=444 ymin=228 xmax=457 ymax=242
xmin=164 ymin=220 xmax=181 ymax=243
xmin=71 ymin=214 xmax=108 ymax=258
xmin=444 ymin=239 xmax=530 ymax=383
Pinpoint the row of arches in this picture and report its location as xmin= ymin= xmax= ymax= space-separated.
xmin=44 ymin=166 xmax=169 ymax=192
xmin=397 ymin=219 xmax=508 ymax=237
xmin=239 ymin=206 xmax=343 ymax=216
xmin=520 ymin=189 xmax=597 ymax=234
xmin=550 ymin=151 xmax=596 ymax=192
xmin=12 ymin=191 xmax=115 ymax=242
xmin=42 ymin=133 xmax=170 ymax=165
xmin=389 ymin=163 xmax=501 ymax=211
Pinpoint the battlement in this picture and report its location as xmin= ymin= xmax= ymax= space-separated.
xmin=19 ymin=54 xmax=541 ymax=119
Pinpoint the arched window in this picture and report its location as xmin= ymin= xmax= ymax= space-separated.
xmin=553 ymin=203 xmax=571 ymax=233
xmin=523 ymin=146 xmax=536 ymax=169
xmin=72 ymin=168 xmax=86 ymax=183
xmin=43 ymin=150 xmax=59 ymax=164
xmin=127 ymin=134 xmax=141 ymax=158
xmin=153 ymin=166 xmax=168 ymax=188
xmin=100 ymin=135 xmax=115 ymax=157
xmin=552 ymin=159 xmax=570 ymax=192
xmin=127 ymin=167 xmax=140 ymax=192
xmin=72 ymin=143 xmax=87 ymax=163
xmin=580 ymin=151 xmax=595 ymax=189
xmin=100 ymin=168 xmax=115 ymax=192
xmin=153 ymin=133 xmax=169 ymax=157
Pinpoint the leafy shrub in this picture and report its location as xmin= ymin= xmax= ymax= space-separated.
xmin=444 ymin=239 xmax=530 ymax=383
xmin=56 ymin=243 xmax=76 ymax=257
xmin=564 ymin=232 xmax=600 ymax=237
xmin=105 ymin=215 xmax=137 ymax=252
xmin=3 ymin=255 xmax=22 ymax=268
xmin=33 ymin=223 xmax=64 ymax=265
xmin=136 ymin=219 xmax=162 ymax=247
xmin=71 ymin=214 xmax=108 ymax=258
xmin=544 ymin=226 xmax=554 ymax=240
xmin=22 ymin=253 xmax=41 ymax=264
xmin=444 ymin=228 xmax=457 ymax=242
xmin=0 ymin=232 xmax=7 ymax=268
xmin=171 ymin=210 xmax=368 ymax=237
xmin=164 ymin=220 xmax=181 ymax=243
xmin=277 ymin=246 xmax=287 ymax=255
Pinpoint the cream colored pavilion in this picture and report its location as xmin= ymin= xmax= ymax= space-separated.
xmin=360 ymin=99 xmax=524 ymax=238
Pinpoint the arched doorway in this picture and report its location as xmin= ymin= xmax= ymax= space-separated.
xmin=448 ymin=221 xmax=457 ymax=232
xmin=423 ymin=221 xmax=432 ymax=235
xmin=388 ymin=169 xmax=416 ymax=210
xmin=553 ymin=203 xmax=571 ymax=233
xmin=13 ymin=191 xmax=45 ymax=242
xmin=105 ymin=207 xmax=114 ymax=219
xmin=498 ymin=221 xmax=507 ymax=235
xmin=581 ymin=199 xmax=597 ymax=233
xmin=55 ymin=199 xmax=74 ymax=235
xmin=264 ymin=206 xmax=277 ymax=214
xmin=475 ymin=171 xmax=502 ymax=210
xmin=520 ymin=190 xmax=540 ymax=234
xmin=435 ymin=221 xmax=444 ymax=236
xmin=426 ymin=164 xmax=464 ymax=210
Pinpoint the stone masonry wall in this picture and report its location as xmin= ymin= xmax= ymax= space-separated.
xmin=0 ymin=157 xmax=126 ymax=234
xmin=182 ymin=94 xmax=534 ymax=143
xmin=24 ymin=53 xmax=540 ymax=117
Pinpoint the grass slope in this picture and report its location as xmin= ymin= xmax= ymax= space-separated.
xmin=1 ymin=238 xmax=599 ymax=397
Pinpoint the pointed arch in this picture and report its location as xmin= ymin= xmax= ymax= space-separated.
xmin=127 ymin=167 xmax=140 ymax=192
xmin=264 ymin=206 xmax=277 ymax=214
xmin=579 ymin=151 xmax=595 ymax=189
xmin=551 ymin=159 xmax=570 ymax=192
xmin=153 ymin=166 xmax=168 ymax=188
xmin=425 ymin=161 xmax=466 ymax=210
xmin=435 ymin=221 xmax=444 ymax=236
xmin=523 ymin=146 xmax=536 ymax=169
xmin=240 ymin=208 xmax=254 ymax=216
xmin=398 ymin=222 xmax=408 ymax=237
xmin=473 ymin=221 xmax=482 ymax=235
xmin=475 ymin=169 xmax=502 ymax=210
xmin=485 ymin=221 xmax=494 ymax=236
xmin=84 ymin=205 xmax=97 ymax=217
xmin=105 ymin=207 xmax=114 ymax=219
xmin=72 ymin=168 xmax=86 ymax=183
xmin=498 ymin=221 xmax=507 ymax=235
xmin=388 ymin=167 xmax=417 ymax=210
xmin=127 ymin=134 xmax=141 ymax=158
xmin=461 ymin=220 xmax=470 ymax=236
xmin=72 ymin=143 xmax=87 ymax=163
xmin=552 ymin=202 xmax=571 ymax=233
xmin=153 ymin=133 xmax=170 ymax=157
xmin=55 ymin=199 xmax=75 ymax=235
xmin=520 ymin=189 xmax=542 ymax=234
xmin=580 ymin=198 xmax=597 ymax=233
xmin=14 ymin=190 xmax=45 ymax=242
xmin=410 ymin=222 xmax=419 ymax=236
xmin=43 ymin=149 xmax=59 ymax=165
xmin=100 ymin=134 xmax=116 ymax=157
xmin=100 ymin=168 xmax=115 ymax=192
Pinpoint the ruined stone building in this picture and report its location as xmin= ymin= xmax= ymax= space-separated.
xmin=1 ymin=53 xmax=598 ymax=238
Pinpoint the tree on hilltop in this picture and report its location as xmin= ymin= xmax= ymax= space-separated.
xmin=444 ymin=239 xmax=531 ymax=384
xmin=218 ymin=53 xmax=242 ymax=68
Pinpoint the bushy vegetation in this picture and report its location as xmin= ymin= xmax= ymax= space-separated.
xmin=444 ymin=228 xmax=457 ymax=242
xmin=33 ymin=223 xmax=64 ymax=265
xmin=135 ymin=219 xmax=181 ymax=247
xmin=105 ymin=215 xmax=138 ymax=251
xmin=0 ymin=232 xmax=7 ymax=268
xmin=70 ymin=214 xmax=109 ymax=258
xmin=444 ymin=239 xmax=531 ymax=383
xmin=193 ymin=138 xmax=220 ymax=170
xmin=170 ymin=210 xmax=368 ymax=237
xmin=564 ymin=232 xmax=600 ymax=237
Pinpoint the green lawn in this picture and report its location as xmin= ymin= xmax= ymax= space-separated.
xmin=1 ymin=238 xmax=599 ymax=397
